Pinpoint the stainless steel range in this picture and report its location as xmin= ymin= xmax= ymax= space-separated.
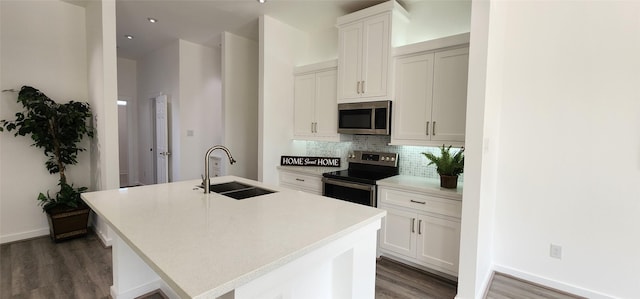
xmin=322 ymin=151 xmax=399 ymax=207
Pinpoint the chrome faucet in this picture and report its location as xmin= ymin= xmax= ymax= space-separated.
xmin=203 ymin=145 xmax=236 ymax=193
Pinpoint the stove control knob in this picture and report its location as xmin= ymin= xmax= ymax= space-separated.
xmin=383 ymin=157 xmax=389 ymax=161
xmin=390 ymin=157 xmax=396 ymax=162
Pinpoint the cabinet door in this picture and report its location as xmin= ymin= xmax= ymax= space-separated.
xmin=361 ymin=13 xmax=390 ymax=98
xmin=392 ymin=53 xmax=434 ymax=142
xmin=416 ymin=214 xmax=461 ymax=275
xmin=314 ymin=70 xmax=338 ymax=137
xmin=337 ymin=22 xmax=363 ymax=101
xmin=379 ymin=206 xmax=417 ymax=258
xmin=293 ymin=73 xmax=316 ymax=138
xmin=431 ymin=47 xmax=469 ymax=142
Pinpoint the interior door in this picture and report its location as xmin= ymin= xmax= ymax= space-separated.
xmin=155 ymin=95 xmax=169 ymax=184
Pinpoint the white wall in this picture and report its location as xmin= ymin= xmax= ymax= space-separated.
xmin=85 ymin=0 xmax=119 ymax=246
xmin=0 ymin=0 xmax=90 ymax=243
xmin=222 ymin=32 xmax=259 ymax=180
xmin=405 ymin=0 xmax=472 ymax=44
xmin=258 ymin=16 xmax=307 ymax=184
xmin=460 ymin=1 xmax=640 ymax=298
xmin=117 ymin=57 xmax=138 ymax=186
xmin=178 ymin=40 xmax=222 ymax=180
xmin=136 ymin=41 xmax=180 ymax=184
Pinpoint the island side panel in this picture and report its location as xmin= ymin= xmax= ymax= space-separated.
xmin=111 ymin=234 xmax=183 ymax=299
xmin=229 ymin=220 xmax=381 ymax=299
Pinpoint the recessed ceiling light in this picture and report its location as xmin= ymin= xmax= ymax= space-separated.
xmin=147 ymin=17 xmax=157 ymax=23
xmin=257 ymin=0 xmax=266 ymax=3
xmin=125 ymin=35 xmax=134 ymax=40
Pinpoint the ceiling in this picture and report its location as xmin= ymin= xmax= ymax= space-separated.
xmin=115 ymin=0 xmax=413 ymax=60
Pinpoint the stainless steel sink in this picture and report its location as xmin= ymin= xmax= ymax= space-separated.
xmin=204 ymin=181 xmax=276 ymax=200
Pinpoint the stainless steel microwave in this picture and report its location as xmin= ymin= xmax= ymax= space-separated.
xmin=337 ymin=100 xmax=391 ymax=135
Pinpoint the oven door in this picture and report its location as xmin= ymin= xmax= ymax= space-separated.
xmin=322 ymin=177 xmax=376 ymax=207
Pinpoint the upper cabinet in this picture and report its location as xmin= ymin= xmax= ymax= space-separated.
xmin=336 ymin=1 xmax=409 ymax=104
xmin=293 ymin=60 xmax=349 ymax=142
xmin=391 ymin=34 xmax=470 ymax=146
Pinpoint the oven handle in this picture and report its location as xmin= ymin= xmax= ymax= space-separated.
xmin=322 ymin=177 xmax=375 ymax=192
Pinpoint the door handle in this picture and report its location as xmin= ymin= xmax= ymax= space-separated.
xmin=295 ymin=178 xmax=305 ymax=182
xmin=426 ymin=122 xmax=429 ymax=136
xmin=418 ymin=219 xmax=422 ymax=235
xmin=361 ymin=81 xmax=365 ymax=94
xmin=411 ymin=218 xmax=415 ymax=233
xmin=410 ymin=200 xmax=426 ymax=205
xmin=432 ymin=121 xmax=436 ymax=136
xmin=357 ymin=81 xmax=361 ymax=94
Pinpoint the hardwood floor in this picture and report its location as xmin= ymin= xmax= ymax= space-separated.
xmin=0 ymin=233 xmax=112 ymax=299
xmin=376 ymin=257 xmax=457 ymax=299
xmin=1 ymin=234 xmax=582 ymax=299
xmin=484 ymin=272 xmax=586 ymax=299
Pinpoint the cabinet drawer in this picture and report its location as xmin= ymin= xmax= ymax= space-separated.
xmin=279 ymin=171 xmax=322 ymax=193
xmin=379 ymin=187 xmax=461 ymax=219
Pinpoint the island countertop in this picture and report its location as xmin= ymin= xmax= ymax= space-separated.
xmin=81 ymin=176 xmax=385 ymax=298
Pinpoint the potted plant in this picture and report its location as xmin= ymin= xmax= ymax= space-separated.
xmin=422 ymin=145 xmax=464 ymax=189
xmin=1 ymin=86 xmax=93 ymax=242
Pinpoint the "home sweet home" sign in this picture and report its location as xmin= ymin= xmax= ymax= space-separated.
xmin=280 ymin=156 xmax=341 ymax=167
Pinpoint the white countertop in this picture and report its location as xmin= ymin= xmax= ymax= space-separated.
xmin=377 ymin=175 xmax=463 ymax=200
xmin=81 ymin=176 xmax=385 ymax=298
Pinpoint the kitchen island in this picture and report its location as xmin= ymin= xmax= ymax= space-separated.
xmin=82 ymin=176 xmax=385 ymax=299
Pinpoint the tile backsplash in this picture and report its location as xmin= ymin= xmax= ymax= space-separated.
xmin=304 ymin=135 xmax=464 ymax=181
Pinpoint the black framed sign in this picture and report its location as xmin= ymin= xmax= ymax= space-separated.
xmin=280 ymin=156 xmax=341 ymax=167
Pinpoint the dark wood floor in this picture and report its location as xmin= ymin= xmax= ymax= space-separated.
xmin=1 ymin=234 xmax=581 ymax=299
xmin=376 ymin=257 xmax=457 ymax=298
xmin=484 ymin=272 xmax=586 ymax=299
xmin=1 ymin=234 xmax=456 ymax=299
xmin=0 ymin=233 xmax=112 ymax=299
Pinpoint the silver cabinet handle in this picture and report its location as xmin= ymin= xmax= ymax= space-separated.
xmin=426 ymin=122 xmax=429 ymax=136
xmin=361 ymin=81 xmax=365 ymax=94
xmin=311 ymin=122 xmax=314 ymax=133
xmin=432 ymin=121 xmax=436 ymax=135
xmin=314 ymin=122 xmax=317 ymax=133
xmin=413 ymin=218 xmax=417 ymax=233
xmin=410 ymin=200 xmax=426 ymax=205
xmin=418 ymin=219 xmax=422 ymax=235
xmin=357 ymin=81 xmax=361 ymax=94
xmin=295 ymin=178 xmax=305 ymax=182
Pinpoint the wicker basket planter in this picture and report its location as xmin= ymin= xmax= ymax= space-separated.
xmin=46 ymin=205 xmax=91 ymax=242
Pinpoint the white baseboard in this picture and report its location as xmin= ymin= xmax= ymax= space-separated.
xmin=0 ymin=227 xmax=49 ymax=244
xmin=493 ymin=264 xmax=616 ymax=299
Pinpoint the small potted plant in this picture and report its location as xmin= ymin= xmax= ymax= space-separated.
xmin=1 ymin=86 xmax=93 ymax=242
xmin=422 ymin=145 xmax=464 ymax=189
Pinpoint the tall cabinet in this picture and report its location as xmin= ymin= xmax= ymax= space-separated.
xmin=391 ymin=34 xmax=470 ymax=146
xmin=336 ymin=1 xmax=408 ymax=103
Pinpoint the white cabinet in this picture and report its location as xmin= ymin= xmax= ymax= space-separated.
xmin=336 ymin=1 xmax=408 ymax=103
xmin=378 ymin=186 xmax=462 ymax=277
xmin=391 ymin=41 xmax=469 ymax=146
xmin=278 ymin=169 xmax=323 ymax=195
xmin=293 ymin=62 xmax=343 ymax=141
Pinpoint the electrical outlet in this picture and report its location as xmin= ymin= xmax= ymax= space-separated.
xmin=550 ymin=244 xmax=562 ymax=259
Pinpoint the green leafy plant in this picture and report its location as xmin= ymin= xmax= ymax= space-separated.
xmin=1 ymin=86 xmax=93 ymax=212
xmin=422 ymin=145 xmax=464 ymax=176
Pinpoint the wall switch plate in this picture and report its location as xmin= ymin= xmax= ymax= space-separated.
xmin=550 ymin=244 xmax=562 ymax=259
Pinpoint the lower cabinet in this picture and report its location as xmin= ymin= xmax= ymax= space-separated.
xmin=378 ymin=186 xmax=461 ymax=277
xmin=278 ymin=169 xmax=323 ymax=195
